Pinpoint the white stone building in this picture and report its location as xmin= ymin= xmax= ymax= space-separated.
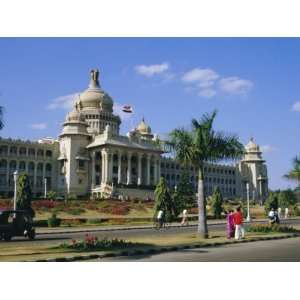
xmin=0 ymin=69 xmax=268 ymax=201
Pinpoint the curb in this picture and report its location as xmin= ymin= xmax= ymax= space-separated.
xmin=30 ymin=233 xmax=300 ymax=262
xmin=36 ymin=217 xmax=300 ymax=236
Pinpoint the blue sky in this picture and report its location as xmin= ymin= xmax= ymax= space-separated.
xmin=0 ymin=38 xmax=299 ymax=189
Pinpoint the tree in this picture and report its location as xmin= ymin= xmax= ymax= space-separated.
xmin=278 ymin=189 xmax=297 ymax=208
xmin=283 ymin=155 xmax=300 ymax=188
xmin=0 ymin=106 xmax=4 ymax=130
xmin=264 ymin=191 xmax=279 ymax=214
xmin=169 ymin=110 xmax=244 ymax=238
xmin=211 ymin=186 xmax=223 ymax=219
xmin=16 ymin=173 xmax=33 ymax=210
xmin=172 ymin=172 xmax=195 ymax=216
xmin=154 ymin=177 xmax=176 ymax=222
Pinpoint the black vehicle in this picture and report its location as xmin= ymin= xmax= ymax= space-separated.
xmin=0 ymin=210 xmax=36 ymax=241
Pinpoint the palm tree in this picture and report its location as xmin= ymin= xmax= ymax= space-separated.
xmin=0 ymin=106 xmax=3 ymax=130
xmin=283 ymin=155 xmax=300 ymax=187
xmin=168 ymin=110 xmax=244 ymax=238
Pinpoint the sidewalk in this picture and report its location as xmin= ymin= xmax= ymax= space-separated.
xmin=36 ymin=217 xmax=300 ymax=235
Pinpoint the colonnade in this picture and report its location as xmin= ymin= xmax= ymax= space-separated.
xmin=91 ymin=148 xmax=161 ymax=188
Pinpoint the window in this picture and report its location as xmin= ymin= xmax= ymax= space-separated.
xmin=78 ymin=160 xmax=85 ymax=170
xmin=78 ymin=179 xmax=83 ymax=184
xmin=46 ymin=150 xmax=52 ymax=158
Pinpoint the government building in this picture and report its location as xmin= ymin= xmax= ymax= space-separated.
xmin=0 ymin=69 xmax=269 ymax=201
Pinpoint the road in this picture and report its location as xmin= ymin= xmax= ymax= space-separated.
xmin=0 ymin=218 xmax=299 ymax=250
xmin=98 ymin=236 xmax=300 ymax=262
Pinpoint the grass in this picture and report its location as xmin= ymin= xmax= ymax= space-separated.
xmin=1 ymin=226 xmax=299 ymax=261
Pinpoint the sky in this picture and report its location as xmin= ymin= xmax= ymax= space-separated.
xmin=0 ymin=37 xmax=299 ymax=190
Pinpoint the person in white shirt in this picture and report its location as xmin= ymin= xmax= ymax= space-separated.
xmin=285 ymin=207 xmax=289 ymax=219
xmin=268 ymin=208 xmax=276 ymax=224
xmin=181 ymin=209 xmax=188 ymax=226
xmin=157 ymin=210 xmax=164 ymax=228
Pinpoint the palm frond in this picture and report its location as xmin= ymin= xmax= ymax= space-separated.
xmin=0 ymin=106 xmax=3 ymax=130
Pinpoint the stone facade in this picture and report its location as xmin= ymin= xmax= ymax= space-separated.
xmin=0 ymin=69 xmax=268 ymax=201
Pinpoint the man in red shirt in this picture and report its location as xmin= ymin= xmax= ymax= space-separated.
xmin=234 ymin=207 xmax=245 ymax=240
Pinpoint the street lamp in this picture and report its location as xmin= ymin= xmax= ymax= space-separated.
xmin=13 ymin=170 xmax=19 ymax=211
xmin=44 ymin=178 xmax=47 ymax=199
xmin=246 ymin=182 xmax=251 ymax=222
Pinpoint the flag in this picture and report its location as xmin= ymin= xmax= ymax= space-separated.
xmin=122 ymin=105 xmax=133 ymax=113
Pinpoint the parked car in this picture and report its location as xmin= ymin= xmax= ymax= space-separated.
xmin=0 ymin=210 xmax=36 ymax=241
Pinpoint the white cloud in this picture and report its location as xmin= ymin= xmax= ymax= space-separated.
xmin=292 ymin=101 xmax=300 ymax=112
xmin=261 ymin=145 xmax=277 ymax=153
xmin=182 ymin=68 xmax=219 ymax=84
xmin=47 ymin=93 xmax=78 ymax=110
xmin=135 ymin=63 xmax=169 ymax=77
xmin=219 ymin=77 xmax=253 ymax=95
xmin=30 ymin=123 xmax=47 ymax=130
xmin=113 ymin=103 xmax=134 ymax=121
xmin=198 ymin=88 xmax=216 ymax=98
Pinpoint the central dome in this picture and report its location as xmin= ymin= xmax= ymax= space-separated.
xmin=245 ymin=137 xmax=260 ymax=153
xmin=137 ymin=118 xmax=152 ymax=134
xmin=75 ymin=69 xmax=113 ymax=112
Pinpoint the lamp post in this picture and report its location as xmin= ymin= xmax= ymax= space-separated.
xmin=44 ymin=178 xmax=47 ymax=199
xmin=246 ymin=182 xmax=251 ymax=222
xmin=13 ymin=170 xmax=19 ymax=211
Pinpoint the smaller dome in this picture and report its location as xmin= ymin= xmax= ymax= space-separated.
xmin=245 ymin=138 xmax=260 ymax=152
xmin=66 ymin=110 xmax=86 ymax=123
xmin=136 ymin=118 xmax=152 ymax=134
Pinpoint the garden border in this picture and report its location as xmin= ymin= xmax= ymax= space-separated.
xmin=31 ymin=233 xmax=300 ymax=262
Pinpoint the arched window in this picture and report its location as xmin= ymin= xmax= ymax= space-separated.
xmin=0 ymin=159 xmax=7 ymax=169
xmin=37 ymin=149 xmax=44 ymax=157
xmin=28 ymin=148 xmax=35 ymax=157
xmin=19 ymin=161 xmax=26 ymax=171
xmin=9 ymin=160 xmax=17 ymax=170
xmin=46 ymin=150 xmax=52 ymax=158
xmin=10 ymin=146 xmax=17 ymax=155
xmin=45 ymin=163 xmax=52 ymax=172
xmin=28 ymin=162 xmax=35 ymax=172
xmin=19 ymin=147 xmax=27 ymax=156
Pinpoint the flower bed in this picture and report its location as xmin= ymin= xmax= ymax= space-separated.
xmin=59 ymin=234 xmax=134 ymax=251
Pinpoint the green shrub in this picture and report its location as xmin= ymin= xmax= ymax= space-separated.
xmin=66 ymin=193 xmax=78 ymax=201
xmin=47 ymin=213 xmax=61 ymax=227
xmin=247 ymin=223 xmax=298 ymax=233
xmin=86 ymin=218 xmax=103 ymax=225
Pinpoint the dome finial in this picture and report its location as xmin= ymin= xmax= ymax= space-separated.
xmin=89 ymin=69 xmax=100 ymax=88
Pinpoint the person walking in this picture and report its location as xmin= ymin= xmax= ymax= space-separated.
xmin=234 ymin=207 xmax=245 ymax=240
xmin=226 ymin=209 xmax=235 ymax=239
xmin=181 ymin=209 xmax=188 ymax=226
xmin=278 ymin=207 xmax=282 ymax=219
xmin=157 ymin=209 xmax=164 ymax=229
xmin=284 ymin=207 xmax=289 ymax=219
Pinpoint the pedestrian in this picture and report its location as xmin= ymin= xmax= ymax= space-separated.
xmin=181 ymin=209 xmax=188 ymax=226
xmin=226 ymin=209 xmax=235 ymax=239
xmin=278 ymin=207 xmax=282 ymax=219
xmin=234 ymin=207 xmax=245 ymax=240
xmin=268 ymin=208 xmax=276 ymax=224
xmin=157 ymin=209 xmax=164 ymax=228
xmin=284 ymin=207 xmax=289 ymax=219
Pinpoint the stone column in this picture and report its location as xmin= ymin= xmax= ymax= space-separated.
xmin=157 ymin=157 xmax=161 ymax=182
xmin=91 ymin=151 xmax=96 ymax=188
xmin=117 ymin=151 xmax=122 ymax=184
xmin=33 ymin=163 xmax=37 ymax=192
xmin=6 ymin=160 xmax=9 ymax=186
xmin=153 ymin=158 xmax=158 ymax=185
xmin=101 ymin=149 xmax=107 ymax=184
xmin=146 ymin=154 xmax=151 ymax=186
xmin=259 ymin=180 xmax=263 ymax=198
xmin=137 ymin=153 xmax=142 ymax=186
xmin=108 ymin=150 xmax=113 ymax=183
xmin=126 ymin=152 xmax=132 ymax=185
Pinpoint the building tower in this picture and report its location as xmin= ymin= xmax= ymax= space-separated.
xmin=238 ymin=138 xmax=268 ymax=202
xmin=58 ymin=110 xmax=91 ymax=196
xmin=73 ymin=69 xmax=121 ymax=136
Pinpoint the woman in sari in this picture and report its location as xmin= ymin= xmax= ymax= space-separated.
xmin=226 ymin=209 xmax=235 ymax=239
